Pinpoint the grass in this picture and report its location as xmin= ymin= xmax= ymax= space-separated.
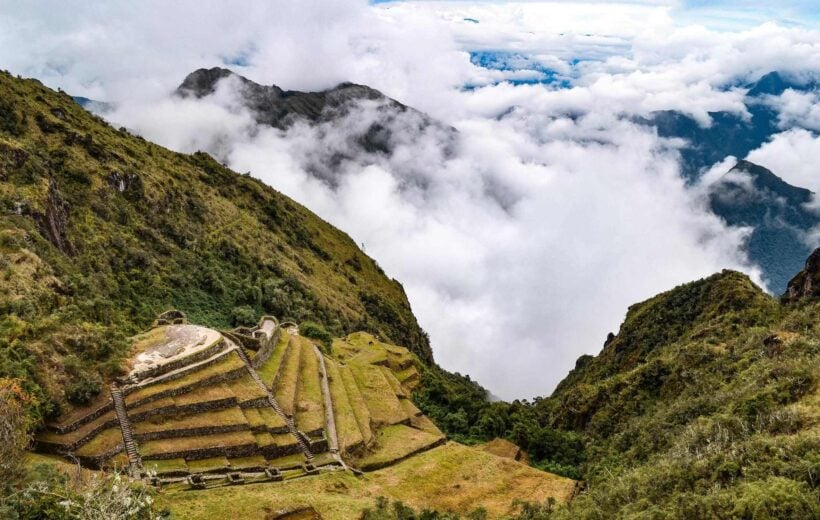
xmin=394 ymin=366 xmax=420 ymax=389
xmin=241 ymin=408 xmax=265 ymax=430
xmin=353 ymin=424 xmax=444 ymax=471
xmin=265 ymin=452 xmax=307 ymax=469
xmin=325 ymin=359 xmax=365 ymax=452
xmin=349 ymin=364 xmax=406 ymax=426
xmin=379 ymin=366 xmax=407 ymax=397
xmin=155 ymin=442 xmax=576 ymax=519
xmin=145 ymin=458 xmax=189 ymax=475
xmin=124 ymin=351 xmax=245 ymax=406
xmin=273 ymin=337 xmax=302 ymax=416
xmin=171 ymin=382 xmax=236 ymax=407
xmin=409 ymin=414 xmax=443 ymax=436
xmin=225 ymin=374 xmax=267 ymax=404
xmin=400 ymin=398 xmax=422 ymax=419
xmin=36 ymin=410 xmax=117 ymax=446
xmin=140 ymin=430 xmax=257 ymax=459
xmin=47 ymin=393 xmax=112 ymax=429
xmin=295 ymin=339 xmax=325 ymax=434
xmin=253 ymin=432 xmax=275 ymax=448
xmin=256 ymin=333 xmax=290 ymax=387
xmin=133 ymin=407 xmax=249 ymax=435
xmin=186 ymin=457 xmax=230 ymax=473
xmin=258 ymin=406 xmax=287 ymax=431
xmin=338 ymin=365 xmax=373 ymax=445
xmin=74 ymin=427 xmax=122 ymax=457
xmin=229 ymin=455 xmax=268 ymax=469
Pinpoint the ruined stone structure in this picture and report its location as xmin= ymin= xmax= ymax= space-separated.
xmin=36 ymin=314 xmax=443 ymax=490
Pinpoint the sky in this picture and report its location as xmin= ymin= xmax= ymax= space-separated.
xmin=1 ymin=1 xmax=819 ymax=399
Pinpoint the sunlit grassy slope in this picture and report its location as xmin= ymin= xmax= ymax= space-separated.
xmin=154 ymin=442 xmax=575 ymax=519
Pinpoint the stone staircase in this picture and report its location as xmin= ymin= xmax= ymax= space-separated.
xmin=234 ymin=347 xmax=314 ymax=462
xmin=110 ymin=384 xmax=142 ymax=477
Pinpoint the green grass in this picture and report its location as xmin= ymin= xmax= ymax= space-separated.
xmin=156 ymin=442 xmax=575 ymax=519
xmin=171 ymin=382 xmax=236 ymax=407
xmin=74 ymin=427 xmax=122 ymax=457
xmin=124 ymin=351 xmax=245 ymax=406
xmin=273 ymin=337 xmax=302 ymax=416
xmin=265 ymin=452 xmax=307 ymax=469
xmin=225 ymin=374 xmax=267 ymax=404
xmin=354 ymin=424 xmax=444 ymax=471
xmin=258 ymin=406 xmax=287 ymax=431
xmin=350 ymin=365 xmax=406 ymax=427
xmin=338 ymin=365 xmax=373 ymax=445
xmin=229 ymin=455 xmax=268 ymax=469
xmin=140 ymin=431 xmax=257 ymax=459
xmin=186 ymin=457 xmax=230 ymax=473
xmin=379 ymin=366 xmax=407 ymax=397
xmin=145 ymin=458 xmax=189 ymax=475
xmin=295 ymin=339 xmax=325 ymax=434
xmin=36 ymin=410 xmax=117 ymax=447
xmin=133 ymin=407 xmax=249 ymax=435
xmin=399 ymin=398 xmax=421 ymax=419
xmin=253 ymin=431 xmax=275 ymax=448
xmin=325 ymin=359 xmax=365 ymax=452
xmin=256 ymin=333 xmax=290 ymax=387
xmin=241 ymin=408 xmax=265 ymax=430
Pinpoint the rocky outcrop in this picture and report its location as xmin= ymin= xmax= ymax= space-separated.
xmin=784 ymin=248 xmax=820 ymax=301
xmin=33 ymin=179 xmax=76 ymax=255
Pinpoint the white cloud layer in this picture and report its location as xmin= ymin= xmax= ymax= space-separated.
xmin=1 ymin=1 xmax=819 ymax=399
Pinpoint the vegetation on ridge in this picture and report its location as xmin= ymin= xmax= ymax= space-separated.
xmin=0 ymin=70 xmax=430 ymax=421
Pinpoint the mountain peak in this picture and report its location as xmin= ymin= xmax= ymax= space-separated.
xmin=176 ymin=67 xmax=395 ymax=130
xmin=784 ymin=247 xmax=820 ymax=301
xmin=724 ymin=159 xmax=813 ymax=205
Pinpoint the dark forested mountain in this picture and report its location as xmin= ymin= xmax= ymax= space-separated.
xmin=707 ymin=160 xmax=819 ymax=292
xmin=642 ymin=71 xmax=817 ymax=180
xmin=177 ymin=67 xmax=456 ymax=187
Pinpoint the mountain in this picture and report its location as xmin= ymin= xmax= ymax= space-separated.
xmin=536 ymin=262 xmax=819 ymax=518
xmin=707 ymin=160 xmax=819 ymax=292
xmin=177 ymin=67 xmax=456 ymax=187
xmin=642 ymin=71 xmax=817 ymax=180
xmin=0 ymin=70 xmax=432 ymax=422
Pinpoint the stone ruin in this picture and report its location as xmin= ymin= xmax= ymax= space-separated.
xmin=35 ymin=313 xmax=444 ymax=490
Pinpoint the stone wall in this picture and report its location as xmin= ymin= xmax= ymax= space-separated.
xmin=129 ymin=338 xmax=225 ymax=381
xmin=47 ymin=400 xmax=114 ymax=434
xmin=134 ymin=423 xmax=250 ymax=442
xmin=124 ymin=365 xmax=246 ymax=410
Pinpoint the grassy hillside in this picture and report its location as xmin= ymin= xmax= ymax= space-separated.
xmin=541 ymin=270 xmax=819 ymax=518
xmin=0 ymin=71 xmax=430 ymax=421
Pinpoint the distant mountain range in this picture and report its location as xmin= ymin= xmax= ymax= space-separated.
xmin=641 ymin=71 xmax=818 ymax=180
xmin=706 ymin=160 xmax=818 ymax=292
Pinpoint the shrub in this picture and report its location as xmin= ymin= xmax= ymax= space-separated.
xmin=230 ymin=305 xmax=258 ymax=327
xmin=300 ymin=320 xmax=333 ymax=351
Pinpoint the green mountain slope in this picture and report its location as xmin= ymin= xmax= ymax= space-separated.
xmin=0 ymin=71 xmax=431 ymax=420
xmin=540 ymin=268 xmax=819 ymax=518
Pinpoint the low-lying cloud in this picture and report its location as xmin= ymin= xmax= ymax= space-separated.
xmin=1 ymin=1 xmax=818 ymax=399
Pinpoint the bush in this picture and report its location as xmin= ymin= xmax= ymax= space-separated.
xmin=300 ymin=320 xmax=332 ymax=351
xmin=65 ymin=374 xmax=102 ymax=406
xmin=230 ymin=305 xmax=258 ymax=327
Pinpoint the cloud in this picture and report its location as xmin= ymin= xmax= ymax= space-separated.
xmin=746 ymin=129 xmax=820 ymax=193
xmin=2 ymin=1 xmax=819 ymax=399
